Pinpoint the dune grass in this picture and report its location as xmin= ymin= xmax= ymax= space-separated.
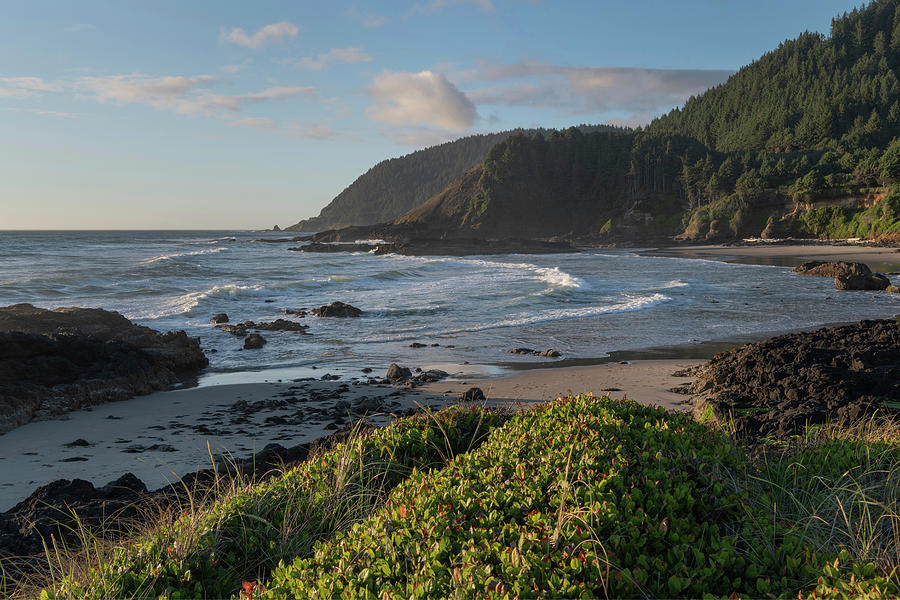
xmin=12 ymin=396 xmax=900 ymax=599
xmin=17 ymin=405 xmax=509 ymax=600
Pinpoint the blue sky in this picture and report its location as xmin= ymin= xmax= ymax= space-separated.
xmin=0 ymin=0 xmax=865 ymax=229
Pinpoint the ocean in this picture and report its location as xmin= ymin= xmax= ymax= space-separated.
xmin=2 ymin=230 xmax=899 ymax=381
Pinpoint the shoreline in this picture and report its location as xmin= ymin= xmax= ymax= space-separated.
xmin=3 ymin=242 xmax=900 ymax=511
xmin=0 ymin=358 xmax=700 ymax=512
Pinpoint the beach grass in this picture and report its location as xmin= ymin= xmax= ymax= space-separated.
xmin=13 ymin=396 xmax=900 ymax=599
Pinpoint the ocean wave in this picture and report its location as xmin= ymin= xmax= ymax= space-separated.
xmin=141 ymin=247 xmax=228 ymax=264
xmin=360 ymin=293 xmax=671 ymax=342
xmin=659 ymin=280 xmax=689 ymax=289
xmin=426 ymin=257 xmax=588 ymax=289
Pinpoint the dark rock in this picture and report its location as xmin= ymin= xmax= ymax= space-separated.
xmin=0 ymin=304 xmax=207 ymax=434
xmin=283 ymin=308 xmax=307 ymax=317
xmin=64 ymin=438 xmax=91 ymax=448
xmin=216 ymin=323 xmax=248 ymax=336
xmin=361 ymin=367 xmax=373 ymax=374
xmin=509 ymin=347 xmax=561 ymax=358
xmin=252 ymin=319 xmax=308 ymax=333
xmin=409 ymin=342 xmax=426 ymax=348
xmin=887 ymin=284 xmax=900 ymax=293
xmin=792 ymin=260 xmax=890 ymax=290
xmin=243 ymin=334 xmax=267 ymax=349
xmin=210 ymin=313 xmax=229 ymax=324
xmin=835 ymin=268 xmax=890 ymax=291
xmin=459 ymin=387 xmax=485 ymax=402
xmin=311 ymin=301 xmax=363 ymax=318
xmin=386 ymin=363 xmax=411 ymax=381
xmin=509 ymin=347 xmax=535 ymax=355
xmin=686 ymin=319 xmax=900 ymax=440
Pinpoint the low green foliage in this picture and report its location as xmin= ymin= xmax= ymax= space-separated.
xmin=36 ymin=406 xmax=508 ymax=600
xmin=262 ymin=395 xmax=823 ymax=598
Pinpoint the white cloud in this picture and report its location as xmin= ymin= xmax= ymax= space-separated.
xmin=294 ymin=47 xmax=374 ymax=71
xmin=0 ymin=77 xmax=63 ymax=96
xmin=462 ymin=61 xmax=733 ymax=116
xmin=75 ymin=74 xmax=316 ymax=116
xmin=367 ymin=70 xmax=476 ymax=131
xmin=346 ymin=8 xmax=389 ymax=28
xmin=220 ymin=22 xmax=298 ymax=49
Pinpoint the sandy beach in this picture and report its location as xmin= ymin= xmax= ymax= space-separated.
xmin=655 ymin=242 xmax=900 ymax=271
xmin=0 ymin=358 xmax=699 ymax=511
xmin=2 ymin=242 xmax=898 ymax=512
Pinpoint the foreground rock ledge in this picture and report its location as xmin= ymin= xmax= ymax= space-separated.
xmin=0 ymin=303 xmax=208 ymax=433
xmin=686 ymin=318 xmax=900 ymax=439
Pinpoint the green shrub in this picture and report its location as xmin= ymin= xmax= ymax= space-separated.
xmin=37 ymin=406 xmax=509 ymax=600
xmin=263 ymin=395 xmax=817 ymax=599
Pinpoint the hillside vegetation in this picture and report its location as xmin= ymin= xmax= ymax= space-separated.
xmin=314 ymin=0 xmax=900 ymax=243
xmin=22 ymin=396 xmax=899 ymax=599
xmin=286 ymin=126 xmax=615 ymax=232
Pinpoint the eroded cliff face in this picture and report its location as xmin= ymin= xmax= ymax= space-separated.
xmin=0 ymin=303 xmax=208 ymax=433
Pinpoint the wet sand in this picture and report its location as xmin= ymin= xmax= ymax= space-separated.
xmin=654 ymin=243 xmax=900 ymax=272
xmin=0 ymin=358 xmax=698 ymax=511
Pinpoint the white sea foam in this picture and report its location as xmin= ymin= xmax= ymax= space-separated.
xmin=659 ymin=280 xmax=689 ymax=289
xmin=426 ymin=257 xmax=587 ymax=289
xmin=142 ymin=247 xmax=228 ymax=264
xmin=361 ymin=293 xmax=671 ymax=342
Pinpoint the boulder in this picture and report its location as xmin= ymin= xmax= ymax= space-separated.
xmin=793 ymin=261 xmax=866 ymax=277
xmin=252 ymin=319 xmax=308 ymax=333
xmin=0 ymin=304 xmax=207 ymax=433
xmin=311 ymin=301 xmax=363 ymax=318
xmin=385 ymin=363 xmax=411 ymax=381
xmin=887 ymin=284 xmax=900 ymax=293
xmin=217 ymin=323 xmax=248 ymax=336
xmin=458 ymin=387 xmax=486 ymax=403
xmin=834 ymin=265 xmax=890 ymax=290
xmin=409 ymin=342 xmax=426 ymax=348
xmin=210 ymin=313 xmax=229 ymax=324
xmin=243 ymin=333 xmax=267 ymax=349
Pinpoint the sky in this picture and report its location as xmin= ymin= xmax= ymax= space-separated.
xmin=0 ymin=0 xmax=866 ymax=230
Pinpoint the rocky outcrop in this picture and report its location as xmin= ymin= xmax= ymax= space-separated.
xmin=386 ymin=363 xmax=411 ymax=381
xmin=686 ymin=319 xmax=900 ymax=439
xmin=311 ymin=302 xmax=363 ymax=318
xmin=509 ymin=348 xmax=562 ymax=358
xmin=243 ymin=333 xmax=266 ymax=349
xmin=217 ymin=319 xmax=308 ymax=336
xmin=459 ymin=387 xmax=486 ymax=402
xmin=293 ymin=237 xmax=574 ymax=257
xmin=210 ymin=313 xmax=229 ymax=324
xmin=0 ymin=304 xmax=208 ymax=433
xmin=792 ymin=261 xmax=891 ymax=290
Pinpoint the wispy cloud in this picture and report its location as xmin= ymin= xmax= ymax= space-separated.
xmin=0 ymin=77 xmax=63 ymax=97
xmin=345 ymin=7 xmax=389 ymax=28
xmin=367 ymin=70 xmax=476 ymax=131
xmin=411 ymin=0 xmax=494 ymax=14
xmin=462 ymin=61 xmax=733 ymax=115
xmin=65 ymin=23 xmax=96 ymax=33
xmin=7 ymin=107 xmax=79 ymax=118
xmin=290 ymin=47 xmax=374 ymax=71
xmin=229 ymin=116 xmax=341 ymax=140
xmin=74 ymin=74 xmax=316 ymax=117
xmin=220 ymin=22 xmax=298 ymax=49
